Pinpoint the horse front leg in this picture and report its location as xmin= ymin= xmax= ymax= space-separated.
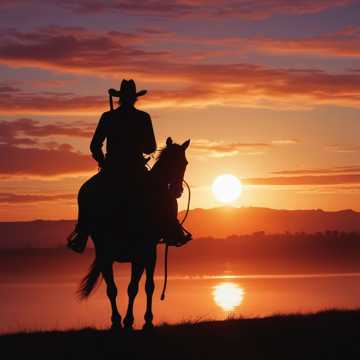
xmin=143 ymin=248 xmax=156 ymax=330
xmin=123 ymin=261 xmax=144 ymax=330
xmin=102 ymin=261 xmax=122 ymax=329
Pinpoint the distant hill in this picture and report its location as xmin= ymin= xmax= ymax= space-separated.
xmin=1 ymin=207 xmax=360 ymax=248
xmin=0 ymin=220 xmax=75 ymax=249
xmin=181 ymin=207 xmax=360 ymax=238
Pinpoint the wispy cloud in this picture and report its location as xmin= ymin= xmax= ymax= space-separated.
xmin=0 ymin=118 xmax=96 ymax=177
xmin=188 ymin=138 xmax=298 ymax=157
xmin=296 ymin=185 xmax=360 ymax=194
xmin=0 ymin=118 xmax=93 ymax=145
xmin=243 ymin=174 xmax=360 ymax=186
xmin=57 ymin=0 xmax=353 ymax=19
xmin=325 ymin=144 xmax=360 ymax=153
xmin=0 ymin=26 xmax=169 ymax=77
xmin=272 ymin=166 xmax=360 ymax=176
xmin=190 ymin=139 xmax=271 ymax=157
xmin=217 ymin=26 xmax=360 ymax=57
xmin=3 ymin=67 xmax=360 ymax=113
xmin=0 ymin=192 xmax=74 ymax=203
xmin=2 ymin=26 xmax=360 ymax=113
xmin=170 ymin=26 xmax=360 ymax=58
xmin=271 ymin=139 xmax=299 ymax=145
xmin=0 ymin=88 xmax=105 ymax=114
xmin=0 ymin=144 xmax=95 ymax=177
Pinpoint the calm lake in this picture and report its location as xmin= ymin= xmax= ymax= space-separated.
xmin=1 ymin=270 xmax=360 ymax=333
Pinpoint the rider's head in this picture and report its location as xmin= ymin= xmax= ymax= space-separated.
xmin=109 ymin=79 xmax=147 ymax=108
xmin=118 ymin=94 xmax=137 ymax=107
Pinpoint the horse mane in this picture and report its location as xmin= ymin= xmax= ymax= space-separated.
xmin=156 ymin=146 xmax=169 ymax=161
xmin=156 ymin=142 xmax=179 ymax=163
xmin=151 ymin=143 xmax=177 ymax=174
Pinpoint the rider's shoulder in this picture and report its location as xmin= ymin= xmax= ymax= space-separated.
xmin=99 ymin=110 xmax=113 ymax=123
xmin=134 ymin=108 xmax=151 ymax=120
xmin=100 ymin=111 xmax=113 ymax=125
xmin=101 ymin=110 xmax=113 ymax=118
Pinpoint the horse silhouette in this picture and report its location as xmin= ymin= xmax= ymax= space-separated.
xmin=76 ymin=137 xmax=190 ymax=330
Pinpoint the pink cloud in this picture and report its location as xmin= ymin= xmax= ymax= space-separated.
xmin=0 ymin=84 xmax=20 ymax=93
xmin=58 ymin=0 xmax=353 ymax=19
xmin=0 ymin=89 xmax=105 ymax=114
xmin=2 ymin=26 xmax=360 ymax=112
xmin=0 ymin=26 xmax=169 ymax=76
xmin=0 ymin=118 xmax=96 ymax=176
xmin=0 ymin=118 xmax=93 ymax=143
xmin=242 ymin=27 xmax=360 ymax=57
xmin=2 ymin=66 xmax=360 ymax=112
xmin=0 ymin=144 xmax=95 ymax=176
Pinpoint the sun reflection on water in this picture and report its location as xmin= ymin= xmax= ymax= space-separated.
xmin=213 ymin=282 xmax=244 ymax=311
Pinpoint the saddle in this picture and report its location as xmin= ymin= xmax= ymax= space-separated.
xmin=67 ymin=170 xmax=192 ymax=253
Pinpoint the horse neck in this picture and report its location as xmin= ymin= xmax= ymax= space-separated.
xmin=149 ymin=157 xmax=170 ymax=188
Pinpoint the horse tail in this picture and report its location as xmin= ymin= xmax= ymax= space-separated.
xmin=77 ymin=258 xmax=102 ymax=300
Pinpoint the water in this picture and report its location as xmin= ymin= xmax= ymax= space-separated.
xmin=1 ymin=272 xmax=360 ymax=334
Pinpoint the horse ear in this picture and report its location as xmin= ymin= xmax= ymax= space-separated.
xmin=181 ymin=139 xmax=190 ymax=150
xmin=166 ymin=137 xmax=173 ymax=146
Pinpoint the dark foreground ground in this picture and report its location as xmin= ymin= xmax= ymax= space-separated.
xmin=2 ymin=310 xmax=360 ymax=359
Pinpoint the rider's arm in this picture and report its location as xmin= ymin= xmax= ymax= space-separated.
xmin=143 ymin=113 xmax=157 ymax=154
xmin=90 ymin=113 xmax=107 ymax=166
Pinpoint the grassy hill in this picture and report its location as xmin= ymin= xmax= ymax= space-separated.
xmin=2 ymin=310 xmax=360 ymax=359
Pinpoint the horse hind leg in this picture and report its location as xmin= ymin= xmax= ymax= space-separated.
xmin=102 ymin=262 xmax=122 ymax=329
xmin=123 ymin=261 xmax=144 ymax=330
xmin=143 ymin=249 xmax=156 ymax=330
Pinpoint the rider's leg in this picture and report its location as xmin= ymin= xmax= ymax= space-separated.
xmin=162 ymin=194 xmax=192 ymax=246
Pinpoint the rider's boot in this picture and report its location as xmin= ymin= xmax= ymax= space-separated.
xmin=162 ymin=220 xmax=192 ymax=247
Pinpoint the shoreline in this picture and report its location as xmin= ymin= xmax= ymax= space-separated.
xmin=2 ymin=309 xmax=360 ymax=359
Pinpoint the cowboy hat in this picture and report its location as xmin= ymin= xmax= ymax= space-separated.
xmin=108 ymin=79 xmax=147 ymax=99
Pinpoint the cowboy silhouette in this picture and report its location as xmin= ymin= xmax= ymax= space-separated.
xmin=68 ymin=79 xmax=191 ymax=252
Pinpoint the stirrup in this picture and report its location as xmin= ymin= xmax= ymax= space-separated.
xmin=67 ymin=231 xmax=88 ymax=253
xmin=179 ymin=228 xmax=192 ymax=247
xmin=162 ymin=226 xmax=192 ymax=247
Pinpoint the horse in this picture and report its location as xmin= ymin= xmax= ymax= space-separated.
xmin=76 ymin=137 xmax=190 ymax=330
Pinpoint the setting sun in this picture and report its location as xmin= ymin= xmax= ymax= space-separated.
xmin=213 ymin=282 xmax=245 ymax=311
xmin=212 ymin=175 xmax=242 ymax=203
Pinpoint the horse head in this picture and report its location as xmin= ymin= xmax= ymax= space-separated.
xmin=153 ymin=137 xmax=190 ymax=198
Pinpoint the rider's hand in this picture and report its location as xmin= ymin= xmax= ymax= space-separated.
xmin=108 ymin=88 xmax=117 ymax=96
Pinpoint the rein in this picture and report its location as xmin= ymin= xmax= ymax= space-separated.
xmin=160 ymin=179 xmax=191 ymax=301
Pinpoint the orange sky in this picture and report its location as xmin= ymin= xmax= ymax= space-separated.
xmin=1 ymin=1 xmax=360 ymax=220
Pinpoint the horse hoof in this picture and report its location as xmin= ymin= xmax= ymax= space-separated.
xmin=123 ymin=323 xmax=133 ymax=331
xmin=110 ymin=322 xmax=122 ymax=331
xmin=123 ymin=320 xmax=134 ymax=331
xmin=142 ymin=322 xmax=154 ymax=331
xmin=123 ymin=315 xmax=134 ymax=330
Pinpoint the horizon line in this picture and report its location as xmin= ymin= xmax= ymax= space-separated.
xmin=0 ymin=205 xmax=358 ymax=223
